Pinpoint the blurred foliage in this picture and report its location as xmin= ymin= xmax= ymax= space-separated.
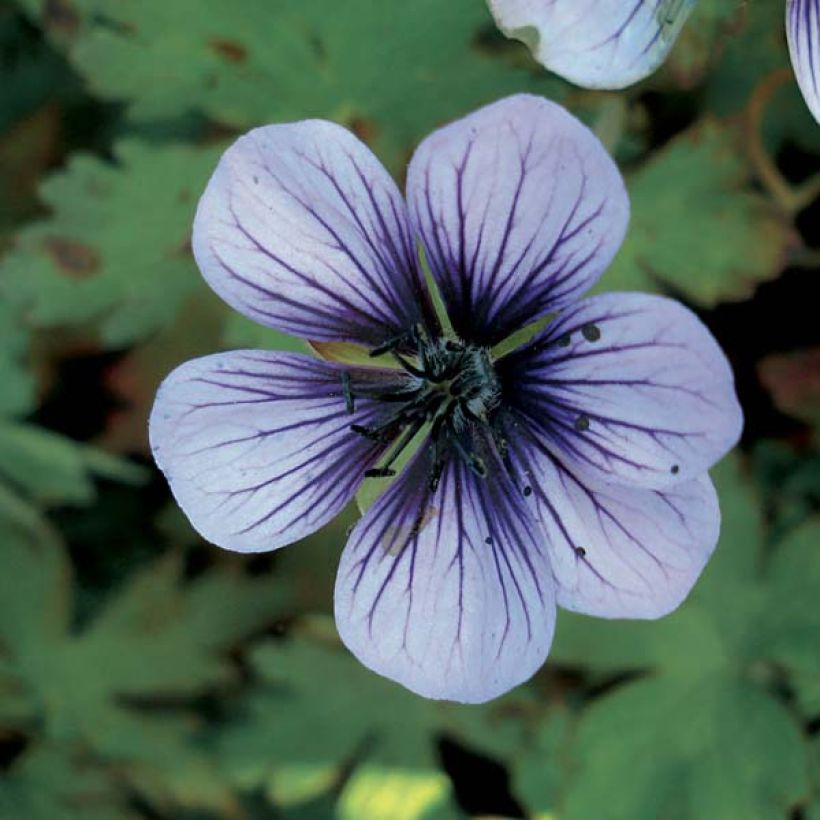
xmin=0 ymin=0 xmax=819 ymax=818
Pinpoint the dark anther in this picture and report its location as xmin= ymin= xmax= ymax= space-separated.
xmin=523 ymin=485 xmax=533 ymax=497
xmin=558 ymin=333 xmax=571 ymax=347
xmin=574 ymin=415 xmax=590 ymax=432
xmin=392 ymin=351 xmax=427 ymax=379
xmin=364 ymin=467 xmax=397 ymax=478
xmin=369 ymin=330 xmax=410 ymax=357
xmin=340 ymin=371 xmax=354 ymax=414
xmin=350 ymin=423 xmax=384 ymax=441
xmin=445 ymin=340 xmax=464 ymax=352
xmin=671 ymin=464 xmax=680 ymax=474
xmin=485 ymin=536 xmax=493 ymax=545
xmin=582 ymin=323 xmax=601 ymax=342
xmin=469 ymin=455 xmax=487 ymax=478
xmin=575 ymin=546 xmax=587 ymax=558
xmin=429 ymin=458 xmax=445 ymax=492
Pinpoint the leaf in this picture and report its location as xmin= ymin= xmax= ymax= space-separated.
xmin=703 ymin=0 xmax=820 ymax=155
xmin=663 ymin=0 xmax=744 ymax=89
xmin=338 ymin=766 xmax=459 ymax=820
xmin=217 ymin=637 xmax=529 ymax=807
xmin=0 ymin=742 xmax=131 ymax=820
xmin=0 ymin=299 xmax=35 ymax=418
xmin=759 ymin=348 xmax=820 ymax=434
xmin=562 ymin=675 xmax=808 ymax=820
xmin=1 ymin=139 xmax=224 ymax=347
xmin=0 ymin=420 xmax=146 ymax=506
xmin=542 ymin=457 xmax=813 ymax=819
xmin=603 ymin=119 xmax=796 ymax=307
xmin=760 ymin=519 xmax=820 ymax=719
xmin=0 ymin=515 xmax=290 ymax=814
xmin=20 ymin=0 xmax=566 ymax=171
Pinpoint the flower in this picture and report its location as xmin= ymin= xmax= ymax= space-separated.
xmin=488 ymin=0 xmax=820 ymax=123
xmin=150 ymin=94 xmax=742 ymax=703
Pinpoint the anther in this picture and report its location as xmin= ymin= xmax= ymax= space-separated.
xmin=574 ymin=415 xmax=590 ymax=432
xmin=671 ymin=464 xmax=680 ymax=474
xmin=469 ymin=455 xmax=487 ymax=478
xmin=340 ymin=371 xmax=354 ymax=414
xmin=581 ymin=323 xmax=601 ymax=342
xmin=558 ymin=333 xmax=571 ymax=347
xmin=364 ymin=467 xmax=397 ymax=478
xmin=523 ymin=485 xmax=533 ymax=497
xmin=575 ymin=546 xmax=587 ymax=558
xmin=350 ymin=423 xmax=383 ymax=441
xmin=485 ymin=536 xmax=493 ymax=545
xmin=369 ymin=331 xmax=409 ymax=357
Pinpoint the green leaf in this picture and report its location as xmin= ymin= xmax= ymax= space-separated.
xmin=540 ymin=457 xmax=813 ymax=819
xmin=20 ymin=0 xmax=566 ymax=171
xmin=562 ymin=675 xmax=809 ymax=820
xmin=0 ymin=299 xmax=35 ymax=418
xmin=0 ymin=742 xmax=130 ymax=820
xmin=1 ymin=139 xmax=223 ymax=346
xmin=0 ymin=518 xmax=289 ymax=814
xmin=218 ymin=637 xmax=529 ymax=806
xmin=338 ymin=766 xmax=459 ymax=820
xmin=0 ymin=420 xmax=145 ymax=506
xmin=603 ymin=119 xmax=795 ymax=306
xmin=760 ymin=519 xmax=820 ymax=718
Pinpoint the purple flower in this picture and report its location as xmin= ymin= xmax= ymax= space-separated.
xmin=150 ymin=95 xmax=742 ymax=703
xmin=788 ymin=0 xmax=820 ymax=123
xmin=488 ymin=0 xmax=820 ymax=123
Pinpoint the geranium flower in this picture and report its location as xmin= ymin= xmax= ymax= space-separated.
xmin=150 ymin=95 xmax=742 ymax=703
xmin=488 ymin=0 xmax=820 ymax=123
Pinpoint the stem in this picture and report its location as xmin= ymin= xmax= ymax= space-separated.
xmin=745 ymin=67 xmax=805 ymax=216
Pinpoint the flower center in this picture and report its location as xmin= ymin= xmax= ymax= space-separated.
xmin=345 ymin=325 xmax=500 ymax=489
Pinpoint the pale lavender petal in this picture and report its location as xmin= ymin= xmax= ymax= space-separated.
xmin=787 ymin=0 xmax=820 ymax=123
xmin=406 ymin=94 xmax=629 ymax=347
xmin=499 ymin=293 xmax=742 ymax=490
xmin=487 ymin=0 xmax=696 ymax=90
xmin=503 ymin=419 xmax=719 ymax=618
xmin=334 ymin=437 xmax=556 ymax=703
xmin=150 ymin=351 xmax=408 ymax=553
xmin=193 ymin=121 xmax=434 ymax=347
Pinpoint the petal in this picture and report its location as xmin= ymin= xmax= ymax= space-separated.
xmin=406 ymin=95 xmax=629 ymax=347
xmin=499 ymin=292 xmax=743 ymax=490
xmin=787 ymin=0 xmax=820 ymax=123
xmin=193 ymin=121 xmax=434 ymax=347
xmin=334 ymin=436 xmax=556 ymax=703
xmin=487 ymin=0 xmax=696 ymax=90
xmin=504 ymin=421 xmax=719 ymax=618
xmin=150 ymin=351 xmax=408 ymax=553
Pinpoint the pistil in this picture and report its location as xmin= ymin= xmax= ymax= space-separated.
xmin=347 ymin=327 xmax=500 ymax=485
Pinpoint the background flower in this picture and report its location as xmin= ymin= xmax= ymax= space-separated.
xmin=489 ymin=0 xmax=820 ymax=123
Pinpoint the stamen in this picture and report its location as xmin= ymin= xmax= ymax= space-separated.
xmin=574 ymin=414 xmax=590 ymax=432
xmin=350 ymin=423 xmax=389 ymax=441
xmin=574 ymin=546 xmax=587 ymax=557
xmin=340 ymin=371 xmax=354 ymax=414
xmin=365 ymin=467 xmax=396 ymax=478
xmin=523 ymin=485 xmax=533 ymax=497
xmin=558 ymin=333 xmax=571 ymax=347
xmin=452 ymin=436 xmax=487 ymax=478
xmin=671 ymin=464 xmax=680 ymax=474
xmin=369 ymin=330 xmax=410 ymax=357
xmin=485 ymin=536 xmax=493 ymax=545
xmin=391 ymin=351 xmax=427 ymax=379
